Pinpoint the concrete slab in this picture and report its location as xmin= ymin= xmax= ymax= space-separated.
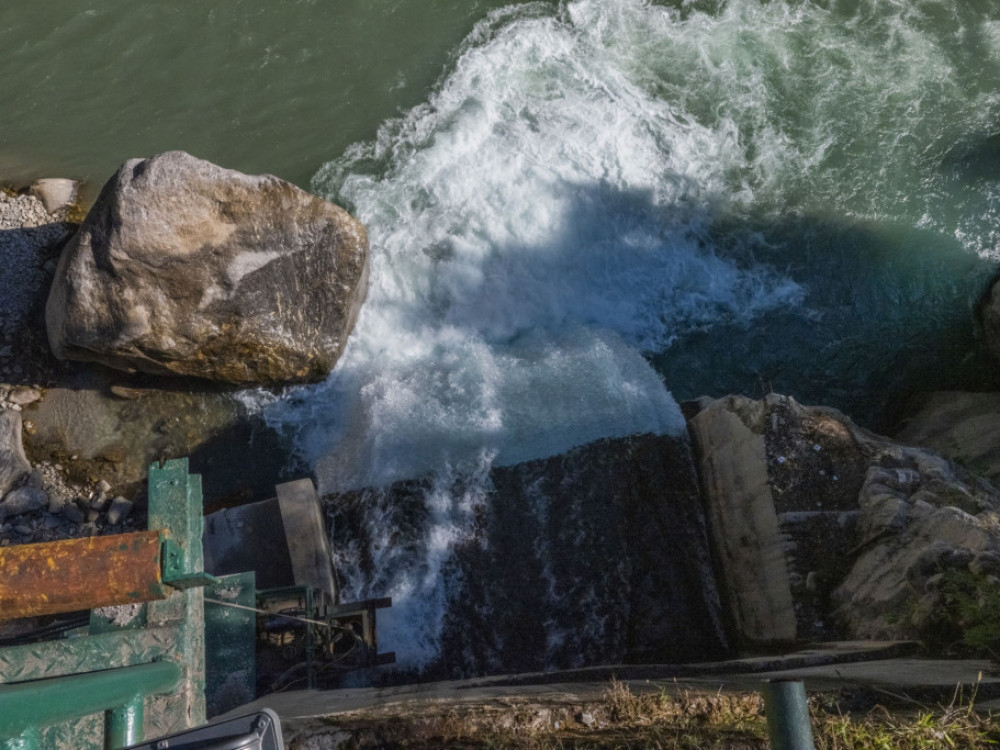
xmin=226 ymin=641 xmax=999 ymax=725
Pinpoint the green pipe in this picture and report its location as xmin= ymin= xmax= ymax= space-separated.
xmin=762 ymin=679 xmax=816 ymax=750
xmin=106 ymin=695 xmax=144 ymax=750
xmin=0 ymin=661 xmax=180 ymax=740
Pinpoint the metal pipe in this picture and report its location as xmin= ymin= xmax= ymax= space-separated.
xmin=106 ymin=695 xmax=144 ymax=750
xmin=762 ymin=679 xmax=816 ymax=750
xmin=0 ymin=661 xmax=180 ymax=739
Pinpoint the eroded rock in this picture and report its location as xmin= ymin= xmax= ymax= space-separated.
xmin=688 ymin=393 xmax=1000 ymax=647
xmin=46 ymin=151 xmax=369 ymax=385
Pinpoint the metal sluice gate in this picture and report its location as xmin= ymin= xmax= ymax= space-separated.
xmin=0 ymin=459 xmax=393 ymax=749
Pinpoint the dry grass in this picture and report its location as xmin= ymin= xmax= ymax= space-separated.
xmin=291 ymin=678 xmax=1000 ymax=749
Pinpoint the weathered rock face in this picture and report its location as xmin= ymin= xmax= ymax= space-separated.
xmin=46 ymin=151 xmax=369 ymax=385
xmin=327 ymin=433 xmax=731 ymax=678
xmin=895 ymin=391 xmax=1000 ymax=486
xmin=688 ymin=393 xmax=1000 ymax=648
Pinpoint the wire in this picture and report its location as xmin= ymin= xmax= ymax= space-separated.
xmin=203 ymin=597 xmax=333 ymax=629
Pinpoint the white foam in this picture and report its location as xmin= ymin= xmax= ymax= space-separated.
xmin=270 ymin=0 xmax=805 ymax=495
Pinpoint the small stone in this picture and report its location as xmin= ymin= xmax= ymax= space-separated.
xmin=109 ymin=384 xmax=147 ymax=400
xmin=578 ymin=713 xmax=595 ymax=728
xmin=0 ymin=486 xmax=49 ymax=518
xmin=13 ymin=524 xmax=32 ymax=536
xmin=8 ymin=387 xmax=40 ymax=406
xmin=47 ymin=495 xmax=66 ymax=514
xmin=106 ymin=496 xmax=134 ymax=526
xmin=96 ymin=479 xmax=112 ymax=495
xmin=43 ymin=514 xmax=62 ymax=529
xmin=29 ymin=178 xmax=80 ymax=215
xmin=62 ymin=503 xmax=85 ymax=524
xmin=86 ymin=509 xmax=99 ymax=523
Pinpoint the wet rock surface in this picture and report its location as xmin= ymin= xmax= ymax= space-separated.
xmin=327 ymin=433 xmax=731 ymax=679
xmin=46 ymin=151 xmax=369 ymax=385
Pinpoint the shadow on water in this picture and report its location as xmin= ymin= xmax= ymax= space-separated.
xmin=426 ymin=177 xmax=998 ymax=434
xmin=642 ymin=208 xmax=998 ymax=433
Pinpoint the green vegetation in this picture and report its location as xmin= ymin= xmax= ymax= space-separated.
xmin=916 ymin=568 xmax=1000 ymax=663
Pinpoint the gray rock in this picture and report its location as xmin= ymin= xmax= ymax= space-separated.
xmin=46 ymin=151 xmax=369 ymax=385
xmin=8 ymin=387 xmax=41 ymax=406
xmin=29 ymin=178 xmax=79 ymax=215
xmin=578 ymin=713 xmax=595 ymax=727
xmin=106 ymin=496 xmax=133 ymax=526
xmin=0 ymin=486 xmax=49 ymax=518
xmin=62 ymin=503 xmax=85 ymax=524
xmin=688 ymin=393 xmax=1000 ymax=646
xmin=47 ymin=494 xmax=66 ymax=514
xmin=0 ymin=411 xmax=31 ymax=497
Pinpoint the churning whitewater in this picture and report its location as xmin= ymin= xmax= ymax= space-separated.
xmin=257 ymin=0 xmax=1000 ymax=669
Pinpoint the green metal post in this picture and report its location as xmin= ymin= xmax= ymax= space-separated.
xmin=0 ymin=726 xmax=40 ymax=750
xmin=105 ymin=695 xmax=143 ymax=750
xmin=762 ymin=679 xmax=815 ymax=750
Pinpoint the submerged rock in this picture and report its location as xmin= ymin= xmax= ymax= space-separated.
xmin=46 ymin=151 xmax=369 ymax=385
xmin=688 ymin=393 xmax=1000 ymax=648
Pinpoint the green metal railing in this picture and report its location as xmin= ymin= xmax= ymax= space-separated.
xmin=0 ymin=662 xmax=181 ymax=749
xmin=0 ymin=459 xmax=210 ymax=749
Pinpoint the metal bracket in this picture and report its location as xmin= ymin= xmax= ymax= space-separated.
xmin=161 ymin=538 xmax=219 ymax=591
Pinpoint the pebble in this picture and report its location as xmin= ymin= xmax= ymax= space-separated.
xmin=578 ymin=713 xmax=595 ymax=728
xmin=1 ymin=486 xmax=49 ymax=517
xmin=8 ymin=387 xmax=40 ymax=406
xmin=47 ymin=495 xmax=65 ymax=514
xmin=107 ymin=497 xmax=134 ymax=526
xmin=62 ymin=503 xmax=85 ymax=524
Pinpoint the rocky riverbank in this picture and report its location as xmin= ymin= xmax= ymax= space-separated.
xmin=0 ymin=184 xmax=134 ymax=549
xmin=4 ymin=155 xmax=1000 ymax=679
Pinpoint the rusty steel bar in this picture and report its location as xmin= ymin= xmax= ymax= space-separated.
xmin=0 ymin=531 xmax=168 ymax=621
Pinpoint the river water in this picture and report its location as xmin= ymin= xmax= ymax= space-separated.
xmin=5 ymin=0 xmax=1000 ymax=671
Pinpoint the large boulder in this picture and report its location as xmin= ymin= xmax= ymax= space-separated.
xmin=687 ymin=393 xmax=1000 ymax=648
xmin=46 ymin=151 xmax=369 ymax=385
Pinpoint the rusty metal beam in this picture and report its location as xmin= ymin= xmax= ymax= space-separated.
xmin=0 ymin=531 xmax=168 ymax=621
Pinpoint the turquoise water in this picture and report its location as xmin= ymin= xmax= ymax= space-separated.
xmin=5 ymin=0 xmax=1000 ymax=669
